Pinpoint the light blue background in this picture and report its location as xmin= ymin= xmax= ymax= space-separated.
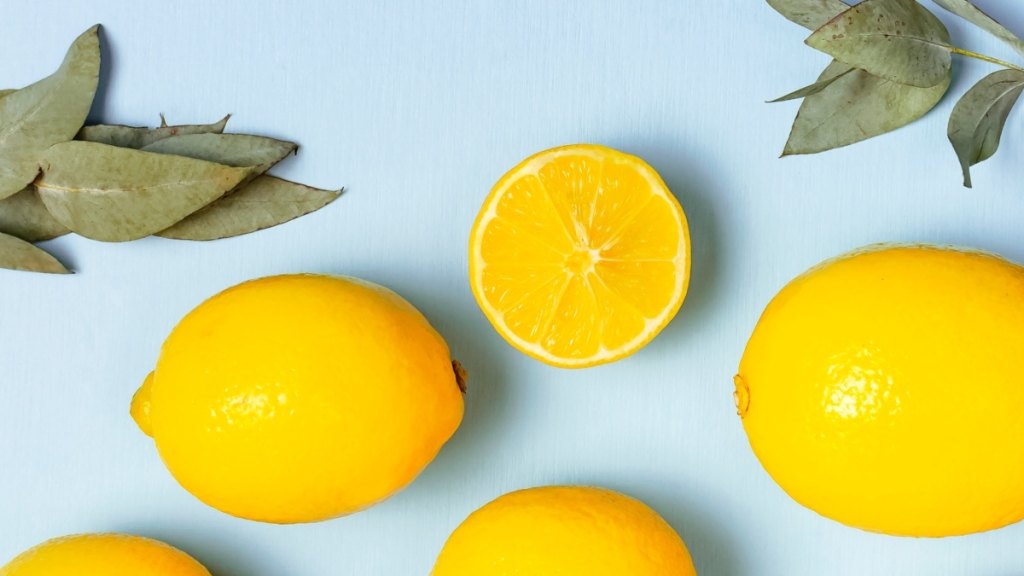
xmin=3 ymin=1 xmax=1024 ymax=574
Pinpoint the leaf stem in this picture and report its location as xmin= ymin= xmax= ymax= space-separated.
xmin=949 ymin=46 xmax=1024 ymax=72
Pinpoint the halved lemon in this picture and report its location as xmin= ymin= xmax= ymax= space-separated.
xmin=469 ymin=144 xmax=690 ymax=368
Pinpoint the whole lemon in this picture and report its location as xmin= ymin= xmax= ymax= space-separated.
xmin=431 ymin=486 xmax=696 ymax=575
xmin=736 ymin=244 xmax=1024 ymax=537
xmin=0 ymin=533 xmax=210 ymax=576
xmin=132 ymin=274 xmax=466 ymax=523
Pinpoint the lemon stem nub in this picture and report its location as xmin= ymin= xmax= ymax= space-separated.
xmin=453 ymin=360 xmax=468 ymax=394
xmin=733 ymin=375 xmax=750 ymax=418
xmin=131 ymin=371 xmax=156 ymax=437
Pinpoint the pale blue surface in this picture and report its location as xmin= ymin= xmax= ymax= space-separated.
xmin=3 ymin=1 xmax=1024 ymax=574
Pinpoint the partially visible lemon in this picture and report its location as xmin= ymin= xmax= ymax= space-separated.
xmin=132 ymin=274 xmax=465 ymax=523
xmin=0 ymin=534 xmax=210 ymax=576
xmin=469 ymin=145 xmax=690 ymax=368
xmin=737 ymin=244 xmax=1024 ymax=536
xmin=431 ymin=486 xmax=696 ymax=575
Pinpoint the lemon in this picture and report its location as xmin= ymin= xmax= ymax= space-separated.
xmin=0 ymin=533 xmax=210 ymax=576
xmin=132 ymin=274 xmax=465 ymax=524
xmin=431 ymin=486 xmax=696 ymax=575
xmin=469 ymin=144 xmax=690 ymax=368
xmin=736 ymin=244 xmax=1024 ymax=536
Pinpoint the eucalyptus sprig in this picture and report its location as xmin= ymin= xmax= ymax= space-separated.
xmin=0 ymin=26 xmax=343 ymax=275
xmin=769 ymin=0 xmax=1024 ymax=187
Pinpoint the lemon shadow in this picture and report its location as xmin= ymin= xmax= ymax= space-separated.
xmin=374 ymin=275 xmax=516 ymax=504
xmin=605 ymin=138 xmax=724 ymax=359
xmin=86 ymin=25 xmax=114 ymax=125
xmin=107 ymin=524 xmax=290 ymax=576
xmin=309 ymin=259 xmax=516 ymax=520
xmin=563 ymin=475 xmax=745 ymax=576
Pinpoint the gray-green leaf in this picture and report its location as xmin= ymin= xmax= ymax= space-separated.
xmin=947 ymin=69 xmax=1024 ymax=188
xmin=0 ymin=89 xmax=15 ymax=99
xmin=0 ymin=231 xmax=69 ymax=274
xmin=140 ymin=133 xmax=297 ymax=172
xmin=159 ymin=176 xmax=342 ymax=241
xmin=783 ymin=60 xmax=950 ymax=155
xmin=767 ymin=0 xmax=849 ymax=30
xmin=0 ymin=25 xmax=100 ymax=199
xmin=933 ymin=0 xmax=1024 ymax=57
xmin=76 ymin=115 xmax=229 ymax=149
xmin=805 ymin=0 xmax=951 ymax=88
xmin=769 ymin=66 xmax=855 ymax=102
xmin=36 ymin=141 xmax=253 ymax=242
xmin=0 ymin=186 xmax=70 ymax=242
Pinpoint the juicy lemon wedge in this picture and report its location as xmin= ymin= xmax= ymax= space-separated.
xmin=469 ymin=144 xmax=690 ymax=368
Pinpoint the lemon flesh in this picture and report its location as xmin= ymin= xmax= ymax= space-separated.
xmin=469 ymin=144 xmax=690 ymax=368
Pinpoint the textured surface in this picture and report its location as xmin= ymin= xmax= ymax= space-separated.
xmin=738 ymin=245 xmax=1024 ymax=537
xmin=3 ymin=1 xmax=1024 ymax=574
xmin=432 ymin=486 xmax=695 ymax=574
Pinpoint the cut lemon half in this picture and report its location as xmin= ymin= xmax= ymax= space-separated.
xmin=469 ymin=144 xmax=690 ymax=368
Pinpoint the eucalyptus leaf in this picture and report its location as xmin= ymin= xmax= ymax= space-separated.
xmin=0 ymin=89 xmax=15 ymax=99
xmin=159 ymin=176 xmax=342 ymax=241
xmin=933 ymin=0 xmax=1024 ymax=57
xmin=0 ymin=186 xmax=70 ymax=242
xmin=140 ymin=133 xmax=297 ymax=172
xmin=36 ymin=141 xmax=253 ymax=242
xmin=947 ymin=69 xmax=1024 ymax=188
xmin=767 ymin=0 xmax=849 ymax=30
xmin=0 ymin=25 xmax=100 ymax=199
xmin=783 ymin=60 xmax=950 ymax=155
xmin=77 ymin=115 xmax=229 ymax=149
xmin=805 ymin=0 xmax=951 ymax=88
xmin=0 ymin=231 xmax=69 ymax=274
xmin=769 ymin=66 xmax=855 ymax=102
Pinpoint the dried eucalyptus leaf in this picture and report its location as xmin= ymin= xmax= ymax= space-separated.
xmin=140 ymin=133 xmax=297 ymax=172
xmin=805 ymin=0 xmax=951 ymax=88
xmin=947 ymin=69 xmax=1024 ymax=188
xmin=933 ymin=0 xmax=1024 ymax=57
xmin=767 ymin=0 xmax=849 ymax=30
xmin=77 ymin=115 xmax=229 ymax=149
xmin=0 ymin=186 xmax=70 ymax=242
xmin=0 ymin=25 xmax=100 ymax=199
xmin=0 ymin=231 xmax=69 ymax=274
xmin=769 ymin=67 xmax=855 ymax=102
xmin=159 ymin=176 xmax=342 ymax=241
xmin=783 ymin=60 xmax=950 ymax=155
xmin=36 ymin=141 xmax=253 ymax=242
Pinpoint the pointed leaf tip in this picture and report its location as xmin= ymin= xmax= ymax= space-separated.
xmin=769 ymin=67 xmax=855 ymax=102
xmin=158 ymin=175 xmax=342 ymax=241
xmin=947 ymin=69 xmax=1024 ymax=189
xmin=0 ymin=23 xmax=101 ymax=198
xmin=0 ymin=232 xmax=70 ymax=274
